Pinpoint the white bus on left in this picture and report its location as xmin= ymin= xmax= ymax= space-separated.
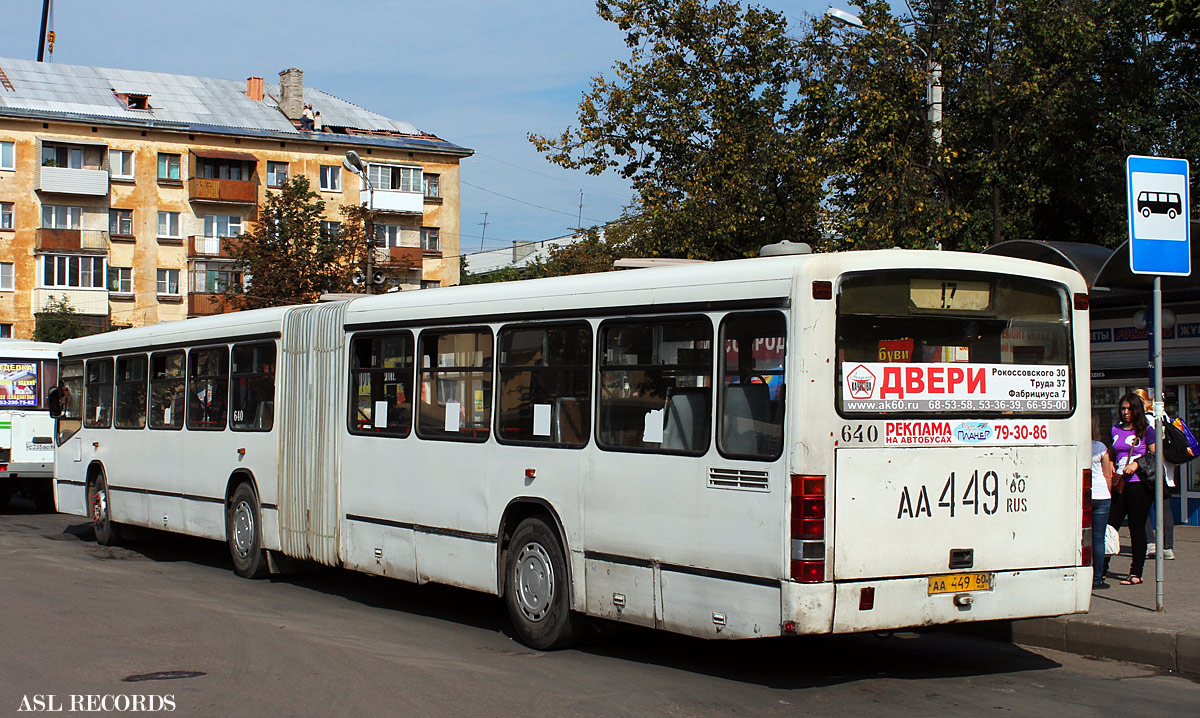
xmin=0 ymin=339 xmax=59 ymax=510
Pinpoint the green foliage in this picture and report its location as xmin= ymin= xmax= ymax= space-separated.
xmin=224 ymin=176 xmax=364 ymax=308
xmin=544 ymin=0 xmax=1199 ymax=255
xmin=1151 ymin=0 xmax=1200 ymax=39
xmin=531 ymin=0 xmax=825 ymax=260
xmin=33 ymin=296 xmax=87 ymax=343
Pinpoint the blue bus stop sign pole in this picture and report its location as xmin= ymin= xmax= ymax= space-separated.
xmin=1127 ymin=155 xmax=1190 ymax=612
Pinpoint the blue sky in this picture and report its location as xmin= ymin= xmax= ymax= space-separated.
xmin=0 ymin=0 xmax=842 ymax=255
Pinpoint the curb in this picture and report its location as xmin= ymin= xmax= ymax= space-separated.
xmin=1004 ymin=617 xmax=1200 ymax=675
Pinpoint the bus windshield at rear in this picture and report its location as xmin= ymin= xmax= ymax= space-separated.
xmin=836 ymin=271 xmax=1073 ymax=416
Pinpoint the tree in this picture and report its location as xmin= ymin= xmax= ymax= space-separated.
xmin=531 ymin=0 xmax=826 ymax=260
xmin=33 ymin=296 xmax=88 ymax=342
xmin=1151 ymin=0 xmax=1200 ymax=39
xmin=223 ymin=176 xmax=363 ymax=309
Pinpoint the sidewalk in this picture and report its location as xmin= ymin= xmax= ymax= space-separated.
xmin=1003 ymin=524 xmax=1200 ymax=675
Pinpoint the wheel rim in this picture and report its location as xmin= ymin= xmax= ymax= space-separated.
xmin=233 ymin=500 xmax=255 ymax=558
xmin=514 ymin=541 xmax=554 ymax=623
xmin=91 ymin=483 xmax=108 ymax=531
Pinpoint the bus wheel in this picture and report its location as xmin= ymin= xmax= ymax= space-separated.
xmin=504 ymin=517 xmax=583 ymax=650
xmin=1141 ymin=207 xmax=1151 ymax=218
xmin=89 ymin=472 xmax=120 ymax=546
xmin=226 ymin=483 xmax=268 ymax=579
xmin=32 ymin=480 xmax=56 ymax=512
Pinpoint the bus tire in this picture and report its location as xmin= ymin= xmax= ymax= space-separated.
xmin=226 ymin=482 xmax=268 ymax=579
xmin=504 ymin=517 xmax=583 ymax=650
xmin=32 ymin=479 xmax=56 ymax=512
xmin=89 ymin=471 xmax=121 ymax=546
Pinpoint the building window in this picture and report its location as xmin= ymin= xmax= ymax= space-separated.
xmin=109 ymin=209 xmax=133 ymax=236
xmin=374 ymin=224 xmax=401 ymax=247
xmin=0 ymin=141 xmax=13 ymax=171
xmin=420 ymin=227 xmax=440 ymax=251
xmin=204 ymin=214 xmax=242 ymax=238
xmin=198 ymin=158 xmax=250 ymax=180
xmin=157 ymin=211 xmax=180 ymax=238
xmin=191 ymin=261 xmax=242 ymax=293
xmin=41 ymin=205 xmax=83 ymax=229
xmin=0 ymin=262 xmax=13 ymax=291
xmin=157 ymin=268 xmax=180 ymax=295
xmin=0 ymin=325 xmax=10 ymax=339
xmin=110 ymin=150 xmax=134 ymax=179
xmin=266 ymin=161 xmax=289 ymax=187
xmin=107 ymin=266 xmax=133 ymax=294
xmin=421 ymin=280 xmax=441 ymax=289
xmin=42 ymin=255 xmax=106 ymax=289
xmin=423 ymin=173 xmax=440 ymax=198
xmin=0 ymin=202 xmax=12 ymax=230
xmin=157 ymin=153 xmax=181 ymax=180
xmin=367 ymin=164 xmax=421 ymax=193
xmin=43 ymin=144 xmax=83 ymax=169
xmin=320 ymin=220 xmax=341 ymax=240
xmin=320 ymin=165 xmax=341 ymax=192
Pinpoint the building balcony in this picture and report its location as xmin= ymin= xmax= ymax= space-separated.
xmin=188 ymin=177 xmax=259 ymax=204
xmin=34 ymin=288 xmax=109 ymax=316
xmin=188 ymin=293 xmax=238 ymax=317
xmin=371 ymin=189 xmax=423 ymax=215
xmin=37 ymin=165 xmax=110 ymax=196
xmin=188 ymin=236 xmax=238 ymax=258
xmin=35 ymin=228 xmax=109 ymax=254
xmin=386 ymin=245 xmax=424 ymax=269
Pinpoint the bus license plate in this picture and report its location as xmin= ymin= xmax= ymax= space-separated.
xmin=928 ymin=572 xmax=994 ymax=595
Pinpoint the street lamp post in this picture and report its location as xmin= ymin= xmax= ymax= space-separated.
xmin=826 ymin=5 xmax=943 ymax=147
xmin=343 ymin=151 xmax=375 ymax=294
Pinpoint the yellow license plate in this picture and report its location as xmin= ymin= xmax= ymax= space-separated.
xmin=928 ymin=572 xmax=994 ymax=595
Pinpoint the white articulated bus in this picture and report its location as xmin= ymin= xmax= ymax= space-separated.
xmin=0 ymin=339 xmax=59 ymax=510
xmin=52 ymin=249 xmax=1092 ymax=648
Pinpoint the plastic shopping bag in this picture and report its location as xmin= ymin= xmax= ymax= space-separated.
xmin=1105 ymin=524 xmax=1120 ymax=556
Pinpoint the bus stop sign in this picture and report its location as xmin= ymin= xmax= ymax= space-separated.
xmin=1127 ymin=155 xmax=1191 ymax=276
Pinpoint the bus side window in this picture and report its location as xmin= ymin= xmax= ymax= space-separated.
xmin=416 ymin=329 xmax=492 ymax=442
xmin=496 ymin=322 xmax=591 ymax=448
xmin=149 ymin=351 xmax=186 ymax=430
xmin=114 ymin=354 xmax=148 ymax=430
xmin=597 ymin=317 xmax=713 ymax=455
xmin=717 ymin=311 xmax=786 ymax=461
xmin=56 ymin=360 xmax=84 ymax=444
xmin=187 ymin=346 xmax=229 ymax=431
xmin=231 ymin=342 xmax=277 ymax=432
xmin=348 ymin=332 xmax=413 ymax=437
xmin=84 ymin=358 xmax=114 ymax=429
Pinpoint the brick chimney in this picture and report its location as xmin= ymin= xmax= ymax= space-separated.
xmin=278 ymin=67 xmax=303 ymax=120
xmin=246 ymin=76 xmax=264 ymax=102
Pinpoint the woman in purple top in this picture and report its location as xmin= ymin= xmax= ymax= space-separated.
xmin=1106 ymin=392 xmax=1156 ymax=585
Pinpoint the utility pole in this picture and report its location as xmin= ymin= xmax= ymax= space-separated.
xmin=479 ymin=212 xmax=489 ymax=252
xmin=37 ymin=0 xmax=53 ymax=62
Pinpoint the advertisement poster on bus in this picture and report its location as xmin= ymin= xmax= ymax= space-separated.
xmin=0 ymin=362 xmax=39 ymax=407
xmin=841 ymin=362 xmax=1069 ymax=413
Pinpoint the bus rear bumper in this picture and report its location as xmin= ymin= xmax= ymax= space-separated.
xmin=815 ymin=567 xmax=1090 ymax=634
xmin=0 ymin=462 xmax=53 ymax=480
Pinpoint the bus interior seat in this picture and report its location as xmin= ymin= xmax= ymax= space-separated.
xmin=661 ymin=387 xmax=709 ymax=451
xmin=723 ymin=383 xmax=771 ymax=454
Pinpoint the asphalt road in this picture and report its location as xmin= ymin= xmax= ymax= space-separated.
xmin=1 ymin=497 xmax=1197 ymax=717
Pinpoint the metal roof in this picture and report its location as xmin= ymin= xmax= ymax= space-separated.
xmin=0 ymin=57 xmax=470 ymax=156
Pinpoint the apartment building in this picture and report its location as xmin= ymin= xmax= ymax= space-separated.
xmin=0 ymin=58 xmax=472 ymax=338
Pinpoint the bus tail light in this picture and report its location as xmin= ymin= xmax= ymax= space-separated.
xmin=791 ymin=475 xmax=826 ymax=583
xmin=1081 ymin=469 xmax=1092 ymax=567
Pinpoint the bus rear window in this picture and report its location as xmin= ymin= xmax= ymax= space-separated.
xmin=836 ymin=272 xmax=1072 ymax=416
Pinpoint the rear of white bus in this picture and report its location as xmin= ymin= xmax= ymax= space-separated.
xmin=787 ymin=263 xmax=1092 ymax=634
